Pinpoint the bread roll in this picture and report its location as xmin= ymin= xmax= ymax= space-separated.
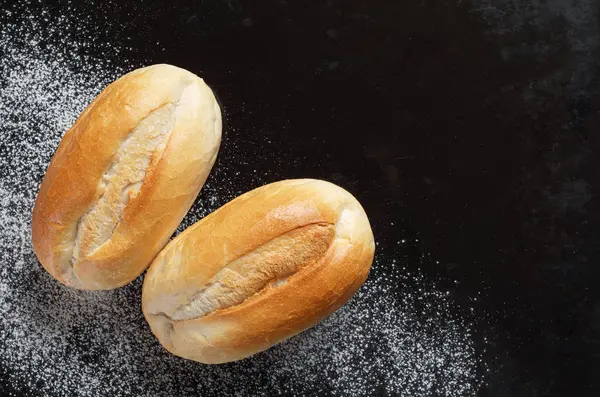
xmin=142 ymin=179 xmax=375 ymax=364
xmin=31 ymin=64 xmax=222 ymax=290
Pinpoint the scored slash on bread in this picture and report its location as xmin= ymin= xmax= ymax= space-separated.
xmin=31 ymin=64 xmax=222 ymax=290
xmin=31 ymin=64 xmax=375 ymax=365
xmin=142 ymin=179 xmax=375 ymax=364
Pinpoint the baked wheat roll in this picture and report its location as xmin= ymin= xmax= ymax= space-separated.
xmin=142 ymin=179 xmax=375 ymax=364
xmin=31 ymin=64 xmax=222 ymax=290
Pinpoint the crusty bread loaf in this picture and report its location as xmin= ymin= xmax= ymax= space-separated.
xmin=142 ymin=179 xmax=375 ymax=364
xmin=31 ymin=64 xmax=222 ymax=290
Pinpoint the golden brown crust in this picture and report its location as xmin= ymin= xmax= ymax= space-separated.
xmin=31 ymin=64 xmax=222 ymax=290
xmin=170 ymin=222 xmax=336 ymax=321
xmin=142 ymin=179 xmax=375 ymax=364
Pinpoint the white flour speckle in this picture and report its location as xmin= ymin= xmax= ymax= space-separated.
xmin=0 ymin=1 xmax=486 ymax=396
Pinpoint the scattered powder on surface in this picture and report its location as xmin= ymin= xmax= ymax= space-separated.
xmin=0 ymin=1 xmax=486 ymax=396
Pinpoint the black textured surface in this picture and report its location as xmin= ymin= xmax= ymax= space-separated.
xmin=2 ymin=0 xmax=599 ymax=396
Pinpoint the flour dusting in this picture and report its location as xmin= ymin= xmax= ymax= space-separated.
xmin=0 ymin=1 xmax=485 ymax=396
